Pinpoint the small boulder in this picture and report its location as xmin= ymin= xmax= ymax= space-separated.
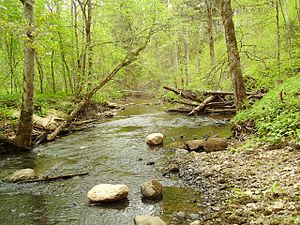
xmin=185 ymin=140 xmax=206 ymax=152
xmin=141 ymin=180 xmax=163 ymax=200
xmin=134 ymin=215 xmax=166 ymax=225
xmin=146 ymin=133 xmax=164 ymax=146
xmin=203 ymin=138 xmax=228 ymax=152
xmin=185 ymin=138 xmax=228 ymax=152
xmin=3 ymin=169 xmax=37 ymax=182
xmin=87 ymin=184 xmax=129 ymax=203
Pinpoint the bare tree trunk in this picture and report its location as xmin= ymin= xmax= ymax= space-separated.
xmin=50 ymin=46 xmax=56 ymax=93
xmin=86 ymin=0 xmax=93 ymax=84
xmin=16 ymin=0 xmax=36 ymax=147
xmin=5 ymin=34 xmax=17 ymax=94
xmin=205 ymin=0 xmax=215 ymax=67
xmin=275 ymin=0 xmax=281 ymax=84
xmin=221 ymin=0 xmax=246 ymax=111
xmin=36 ymin=57 xmax=44 ymax=93
xmin=47 ymin=28 xmax=155 ymax=141
xmin=296 ymin=0 xmax=300 ymax=25
xmin=184 ymin=29 xmax=190 ymax=86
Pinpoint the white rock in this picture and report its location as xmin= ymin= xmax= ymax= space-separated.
xmin=87 ymin=184 xmax=129 ymax=202
xmin=3 ymin=169 xmax=37 ymax=182
xmin=145 ymin=133 xmax=164 ymax=145
xmin=134 ymin=215 xmax=166 ymax=225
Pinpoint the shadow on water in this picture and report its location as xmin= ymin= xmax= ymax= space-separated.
xmin=89 ymin=199 xmax=130 ymax=210
xmin=0 ymin=100 xmax=232 ymax=225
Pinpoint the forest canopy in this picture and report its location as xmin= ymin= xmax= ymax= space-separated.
xmin=0 ymin=0 xmax=299 ymax=145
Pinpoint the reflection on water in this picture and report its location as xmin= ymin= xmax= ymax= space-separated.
xmin=0 ymin=100 xmax=231 ymax=224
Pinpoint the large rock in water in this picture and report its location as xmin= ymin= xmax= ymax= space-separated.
xmin=134 ymin=215 xmax=166 ymax=225
xmin=145 ymin=133 xmax=164 ymax=146
xmin=87 ymin=184 xmax=129 ymax=202
xmin=185 ymin=138 xmax=228 ymax=152
xmin=3 ymin=168 xmax=37 ymax=182
xmin=141 ymin=180 xmax=163 ymax=200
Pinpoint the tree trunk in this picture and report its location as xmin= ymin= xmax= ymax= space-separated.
xmin=205 ymin=0 xmax=215 ymax=67
xmin=50 ymin=47 xmax=56 ymax=93
xmin=275 ymin=0 xmax=281 ymax=84
xmin=16 ymin=0 xmax=36 ymax=147
xmin=86 ymin=0 xmax=93 ymax=87
xmin=47 ymin=28 xmax=155 ymax=141
xmin=221 ymin=0 xmax=246 ymax=111
xmin=36 ymin=57 xmax=44 ymax=93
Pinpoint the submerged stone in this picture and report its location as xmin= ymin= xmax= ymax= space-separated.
xmin=134 ymin=215 xmax=166 ymax=225
xmin=3 ymin=168 xmax=38 ymax=182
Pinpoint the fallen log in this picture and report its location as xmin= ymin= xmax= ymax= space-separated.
xmin=17 ymin=172 xmax=89 ymax=183
xmin=167 ymin=108 xmax=192 ymax=113
xmin=205 ymin=108 xmax=236 ymax=114
xmin=163 ymin=86 xmax=204 ymax=103
xmin=170 ymin=100 xmax=198 ymax=107
xmin=206 ymin=100 xmax=235 ymax=107
xmin=204 ymin=90 xmax=265 ymax=98
xmin=188 ymin=95 xmax=216 ymax=116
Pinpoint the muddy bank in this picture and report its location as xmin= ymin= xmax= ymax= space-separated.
xmin=165 ymin=143 xmax=300 ymax=224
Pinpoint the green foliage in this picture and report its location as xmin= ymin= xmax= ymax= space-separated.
xmin=34 ymin=92 xmax=75 ymax=115
xmin=234 ymin=75 xmax=300 ymax=144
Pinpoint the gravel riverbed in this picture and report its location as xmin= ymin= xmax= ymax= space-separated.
xmin=165 ymin=143 xmax=300 ymax=224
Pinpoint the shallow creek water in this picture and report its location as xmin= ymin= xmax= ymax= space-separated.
xmin=0 ymin=100 xmax=231 ymax=225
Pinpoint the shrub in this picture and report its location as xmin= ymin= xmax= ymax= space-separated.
xmin=233 ymin=75 xmax=300 ymax=144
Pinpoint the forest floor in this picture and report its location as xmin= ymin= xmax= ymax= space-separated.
xmin=166 ymin=142 xmax=300 ymax=224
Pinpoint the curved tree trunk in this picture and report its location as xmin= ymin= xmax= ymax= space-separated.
xmin=221 ymin=0 xmax=246 ymax=111
xmin=15 ymin=0 xmax=36 ymax=147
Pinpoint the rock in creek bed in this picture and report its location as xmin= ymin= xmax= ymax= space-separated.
xmin=87 ymin=184 xmax=129 ymax=203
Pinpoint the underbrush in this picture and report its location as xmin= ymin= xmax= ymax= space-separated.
xmin=233 ymin=75 xmax=300 ymax=144
xmin=0 ymin=92 xmax=76 ymax=120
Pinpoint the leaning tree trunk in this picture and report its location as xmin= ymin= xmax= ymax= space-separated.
xmin=15 ymin=0 xmax=36 ymax=147
xmin=221 ymin=0 xmax=246 ymax=111
xmin=47 ymin=28 xmax=155 ymax=141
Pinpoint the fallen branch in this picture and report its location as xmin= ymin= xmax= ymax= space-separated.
xmin=17 ymin=172 xmax=89 ymax=183
xmin=170 ymin=100 xmax=198 ymax=107
xmin=204 ymin=90 xmax=264 ymax=98
xmin=163 ymin=86 xmax=204 ymax=103
xmin=188 ymin=95 xmax=216 ymax=116
xmin=205 ymin=108 xmax=236 ymax=114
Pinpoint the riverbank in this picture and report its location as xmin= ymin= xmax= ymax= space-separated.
xmin=165 ymin=142 xmax=300 ymax=224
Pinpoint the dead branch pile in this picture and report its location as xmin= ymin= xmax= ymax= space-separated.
xmin=231 ymin=120 xmax=257 ymax=141
xmin=163 ymin=85 xmax=265 ymax=116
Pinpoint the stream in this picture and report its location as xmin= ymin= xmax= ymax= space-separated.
xmin=0 ymin=99 xmax=231 ymax=225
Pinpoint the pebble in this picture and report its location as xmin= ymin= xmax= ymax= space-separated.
xmin=190 ymin=220 xmax=201 ymax=225
xmin=188 ymin=213 xmax=199 ymax=220
xmin=272 ymin=201 xmax=285 ymax=212
xmin=176 ymin=211 xmax=186 ymax=219
xmin=146 ymin=161 xmax=155 ymax=165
